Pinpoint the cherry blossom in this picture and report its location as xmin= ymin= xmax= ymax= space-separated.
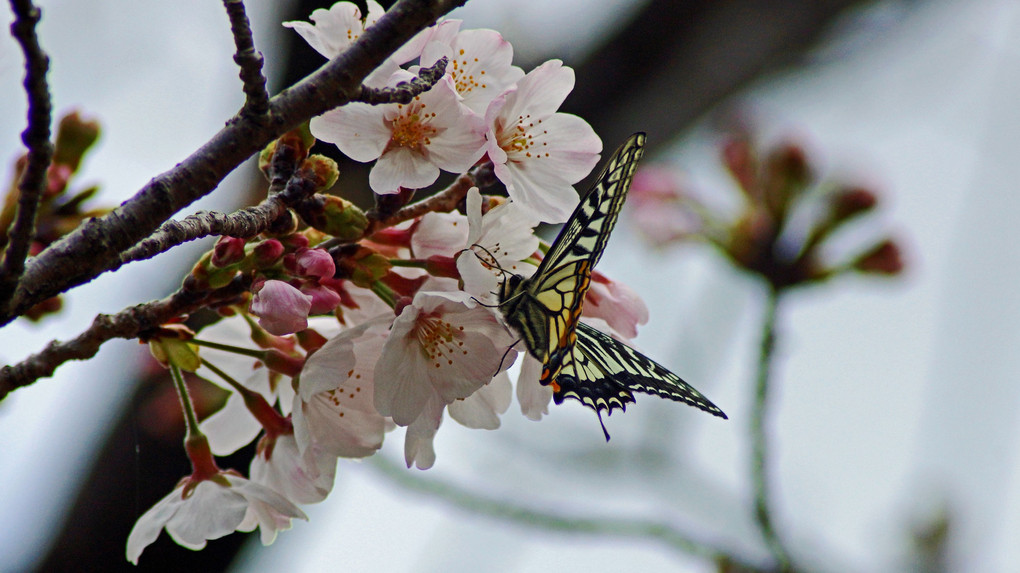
xmin=283 ymin=1 xmax=384 ymax=58
xmin=197 ymin=317 xmax=342 ymax=455
xmin=293 ymin=319 xmax=389 ymax=459
xmin=419 ymin=21 xmax=525 ymax=113
xmin=126 ymin=472 xmax=304 ymax=563
xmin=483 ymin=59 xmax=602 ymax=223
xmin=282 ymin=1 xmax=400 ymax=89
xmin=311 ymin=71 xmax=486 ymax=195
xmin=374 ymin=289 xmax=514 ymax=426
xmin=249 ymin=432 xmax=336 ymax=507
xmin=456 ymin=187 xmax=540 ymax=301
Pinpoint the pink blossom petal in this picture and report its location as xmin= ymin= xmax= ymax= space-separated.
xmin=295 ymin=248 xmax=336 ymax=279
xmin=251 ymin=280 xmax=312 ymax=336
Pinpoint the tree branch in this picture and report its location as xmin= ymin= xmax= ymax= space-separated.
xmin=0 ymin=0 xmax=467 ymax=326
xmin=364 ymin=168 xmax=479 ymax=236
xmin=0 ymin=276 xmax=252 ymax=400
xmin=222 ymin=0 xmax=270 ymax=119
xmin=0 ymin=0 xmax=54 ymax=303
xmin=354 ymin=56 xmax=448 ymax=105
xmin=116 ymin=171 xmax=318 ymax=266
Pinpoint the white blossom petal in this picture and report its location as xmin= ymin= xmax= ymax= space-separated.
xmin=404 ymin=394 xmax=445 ymax=469
xmin=517 ymin=354 xmax=552 ymax=420
xmin=449 ymin=371 xmax=512 ymax=429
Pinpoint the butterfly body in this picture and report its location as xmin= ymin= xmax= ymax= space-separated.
xmin=498 ymin=133 xmax=727 ymax=436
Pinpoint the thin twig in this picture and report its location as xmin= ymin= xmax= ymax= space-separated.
xmin=117 ymin=168 xmax=317 ymax=266
xmin=0 ymin=0 xmax=54 ymax=303
xmin=1 ymin=0 xmax=467 ymax=325
xmin=222 ymin=0 xmax=270 ymax=118
xmin=750 ymin=285 xmax=797 ymax=572
xmin=354 ymin=56 xmax=448 ymax=105
xmin=364 ymin=167 xmax=481 ymax=236
xmin=0 ymin=276 xmax=251 ymax=400
xmin=368 ymin=454 xmax=769 ymax=571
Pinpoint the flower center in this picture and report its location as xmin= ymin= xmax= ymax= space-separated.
xmin=449 ymin=50 xmax=486 ymax=96
xmin=499 ymin=114 xmax=549 ymax=161
xmin=388 ymin=100 xmax=438 ymax=152
xmin=415 ymin=312 xmax=467 ymax=368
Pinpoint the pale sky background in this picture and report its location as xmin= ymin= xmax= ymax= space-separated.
xmin=2 ymin=1 xmax=1020 ymax=572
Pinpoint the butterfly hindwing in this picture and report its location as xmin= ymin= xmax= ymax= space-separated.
xmin=557 ymin=322 xmax=727 ymax=419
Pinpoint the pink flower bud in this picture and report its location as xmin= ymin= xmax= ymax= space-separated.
xmin=294 ymin=247 xmax=336 ymax=279
xmin=250 ymin=279 xmax=312 ymax=335
xmin=300 ymin=281 xmax=343 ymax=315
xmin=253 ymin=239 xmax=285 ymax=268
xmin=211 ymin=236 xmax=246 ymax=268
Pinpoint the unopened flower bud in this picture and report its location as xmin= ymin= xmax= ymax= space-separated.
xmin=53 ymin=111 xmax=101 ymax=172
xmin=854 ymin=239 xmax=904 ymax=275
xmin=250 ymin=279 xmax=312 ymax=335
xmin=297 ymin=155 xmax=340 ymax=191
xmin=252 ymin=239 xmax=285 ymax=268
xmin=280 ymin=232 xmax=310 ymax=250
xmin=294 ymin=247 xmax=336 ymax=279
xmin=831 ymin=187 xmax=877 ymax=222
xmin=296 ymin=194 xmax=369 ymax=241
xmin=211 ymin=236 xmax=246 ymax=268
xmin=334 ymin=244 xmax=392 ymax=289
xmin=301 ymin=282 xmax=343 ymax=314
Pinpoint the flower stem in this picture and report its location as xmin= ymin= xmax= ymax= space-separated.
xmin=170 ymin=364 xmax=201 ymax=440
xmin=191 ymin=337 xmax=266 ymax=359
xmin=750 ymin=285 xmax=796 ymax=571
xmin=370 ymin=280 xmax=397 ymax=308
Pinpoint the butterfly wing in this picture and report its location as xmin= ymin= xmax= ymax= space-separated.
xmin=554 ymin=322 xmax=728 ymax=420
xmin=500 ymin=133 xmax=647 ymax=385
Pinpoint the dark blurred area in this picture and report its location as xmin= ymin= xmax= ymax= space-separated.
xmin=32 ymin=0 xmax=879 ymax=571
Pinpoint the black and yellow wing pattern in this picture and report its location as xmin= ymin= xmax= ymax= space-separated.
xmin=499 ymin=133 xmax=727 ymax=437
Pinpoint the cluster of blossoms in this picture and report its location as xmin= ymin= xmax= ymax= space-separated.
xmin=127 ymin=2 xmax=649 ymax=563
xmin=628 ymin=125 xmax=905 ymax=289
